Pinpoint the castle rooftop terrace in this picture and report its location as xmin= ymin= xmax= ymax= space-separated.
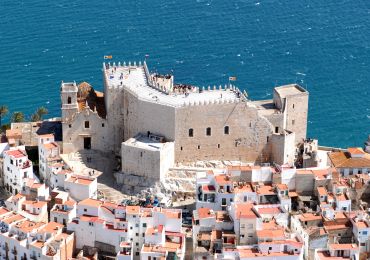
xmin=274 ymin=84 xmax=307 ymax=98
xmin=124 ymin=134 xmax=170 ymax=151
xmin=103 ymin=62 xmax=243 ymax=108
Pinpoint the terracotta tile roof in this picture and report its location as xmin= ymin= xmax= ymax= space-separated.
xmin=234 ymin=203 xmax=257 ymax=219
xmin=162 ymin=209 xmax=181 ymax=219
xmin=328 ymin=151 xmax=370 ymax=168
xmin=146 ymin=225 xmax=164 ymax=235
xmin=317 ymin=187 xmax=328 ymax=196
xmin=257 ymin=229 xmax=285 ymax=239
xmin=227 ymin=165 xmax=252 ymax=171
xmin=79 ymin=198 xmax=103 ymax=208
xmin=353 ymin=220 xmax=369 ymax=229
xmin=255 ymin=185 xmax=275 ymax=195
xmin=299 ymin=213 xmax=322 ymax=222
xmin=4 ymin=149 xmax=26 ymax=158
xmin=329 ymin=243 xmax=358 ymax=250
xmin=31 ymin=241 xmax=44 ymax=248
xmin=202 ymin=185 xmax=215 ymax=192
xmin=0 ymin=207 xmax=10 ymax=216
xmin=15 ymin=220 xmax=44 ymax=233
xmin=80 ymin=215 xmax=104 ymax=224
xmin=348 ymin=147 xmax=365 ymax=155
xmin=288 ymin=191 xmax=299 ymax=197
xmin=23 ymin=200 xmax=47 ymax=208
xmin=275 ymin=183 xmax=288 ymax=190
xmin=43 ymin=142 xmax=58 ymax=150
xmin=214 ymin=174 xmax=232 ymax=185
xmin=39 ymin=222 xmax=64 ymax=234
xmin=257 ymin=207 xmax=282 ymax=214
xmin=234 ymin=183 xmax=253 ymax=193
xmin=126 ymin=206 xmax=140 ymax=215
xmin=197 ymin=208 xmax=215 ymax=219
xmin=66 ymin=175 xmax=94 ymax=185
xmin=38 ymin=134 xmax=54 ymax=138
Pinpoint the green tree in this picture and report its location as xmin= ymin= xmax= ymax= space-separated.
xmin=11 ymin=111 xmax=25 ymax=123
xmin=0 ymin=105 xmax=8 ymax=128
xmin=36 ymin=106 xmax=48 ymax=120
xmin=30 ymin=113 xmax=40 ymax=122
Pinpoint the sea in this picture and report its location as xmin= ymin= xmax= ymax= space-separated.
xmin=0 ymin=0 xmax=369 ymax=148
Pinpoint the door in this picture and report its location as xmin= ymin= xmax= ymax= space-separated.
xmin=84 ymin=137 xmax=91 ymax=149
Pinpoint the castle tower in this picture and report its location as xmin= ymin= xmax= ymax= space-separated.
xmin=273 ymin=84 xmax=309 ymax=144
xmin=60 ymin=82 xmax=78 ymax=122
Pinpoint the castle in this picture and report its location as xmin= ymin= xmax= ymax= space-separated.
xmin=61 ymin=61 xmax=308 ymax=180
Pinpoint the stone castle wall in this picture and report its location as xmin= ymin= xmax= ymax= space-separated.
xmin=61 ymin=64 xmax=309 ymax=166
xmin=174 ymin=101 xmax=273 ymax=163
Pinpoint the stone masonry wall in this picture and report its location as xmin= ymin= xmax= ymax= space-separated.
xmin=174 ymin=100 xmax=273 ymax=163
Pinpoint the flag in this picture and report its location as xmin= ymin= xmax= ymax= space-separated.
xmin=104 ymin=55 xmax=113 ymax=59
xmin=229 ymin=76 xmax=237 ymax=81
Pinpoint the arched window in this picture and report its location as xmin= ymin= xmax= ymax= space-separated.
xmin=67 ymin=96 xmax=72 ymax=104
xmin=224 ymin=126 xmax=229 ymax=135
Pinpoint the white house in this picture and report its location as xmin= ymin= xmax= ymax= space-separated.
xmin=3 ymin=148 xmax=34 ymax=195
xmin=67 ymin=198 xmax=184 ymax=259
xmin=38 ymin=134 xmax=60 ymax=182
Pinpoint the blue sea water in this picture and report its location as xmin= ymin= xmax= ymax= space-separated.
xmin=0 ymin=0 xmax=369 ymax=148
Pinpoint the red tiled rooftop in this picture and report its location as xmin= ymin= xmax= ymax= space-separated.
xmin=4 ymin=149 xmax=26 ymax=158
xmin=234 ymin=203 xmax=257 ymax=219
xmin=202 ymin=185 xmax=215 ymax=192
xmin=257 ymin=207 xmax=282 ymax=214
xmin=197 ymin=208 xmax=215 ymax=219
xmin=329 ymin=243 xmax=358 ymax=250
xmin=215 ymin=174 xmax=232 ymax=185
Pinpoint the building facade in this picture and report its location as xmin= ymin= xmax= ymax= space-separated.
xmin=61 ymin=62 xmax=309 ymax=179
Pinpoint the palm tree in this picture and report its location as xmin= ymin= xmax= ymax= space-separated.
xmin=11 ymin=111 xmax=25 ymax=123
xmin=36 ymin=106 xmax=48 ymax=120
xmin=0 ymin=105 xmax=8 ymax=128
xmin=30 ymin=113 xmax=40 ymax=122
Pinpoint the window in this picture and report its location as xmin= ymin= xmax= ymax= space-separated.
xmin=224 ymin=126 xmax=229 ymax=135
xmin=206 ymin=127 xmax=211 ymax=136
xmin=188 ymin=128 xmax=193 ymax=137
xmin=140 ymin=152 xmax=143 ymax=157
xmin=180 ymin=146 xmax=183 ymax=151
xmin=198 ymin=145 xmax=201 ymax=149
xmin=292 ymin=120 xmax=295 ymax=125
xmin=54 ymin=217 xmax=57 ymax=222
xmin=218 ymin=144 xmax=220 ymax=148
xmin=102 ymin=123 xmax=105 ymax=127
xmin=84 ymin=121 xmax=90 ymax=128
xmin=84 ymin=209 xmax=87 ymax=212
xmin=143 ymin=223 xmax=147 ymax=228
xmin=135 ymin=224 xmax=139 ymax=228
xmin=269 ymin=247 xmax=272 ymax=251
xmin=275 ymin=126 xmax=279 ymax=133
xmin=69 ymin=124 xmax=71 ymax=128
xmin=267 ymin=137 xmax=269 ymax=142
xmin=67 ymin=97 xmax=71 ymax=104
xmin=135 ymin=252 xmax=139 ymax=256
xmin=135 ymin=233 xmax=139 ymax=237
xmin=292 ymin=104 xmax=295 ymax=109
